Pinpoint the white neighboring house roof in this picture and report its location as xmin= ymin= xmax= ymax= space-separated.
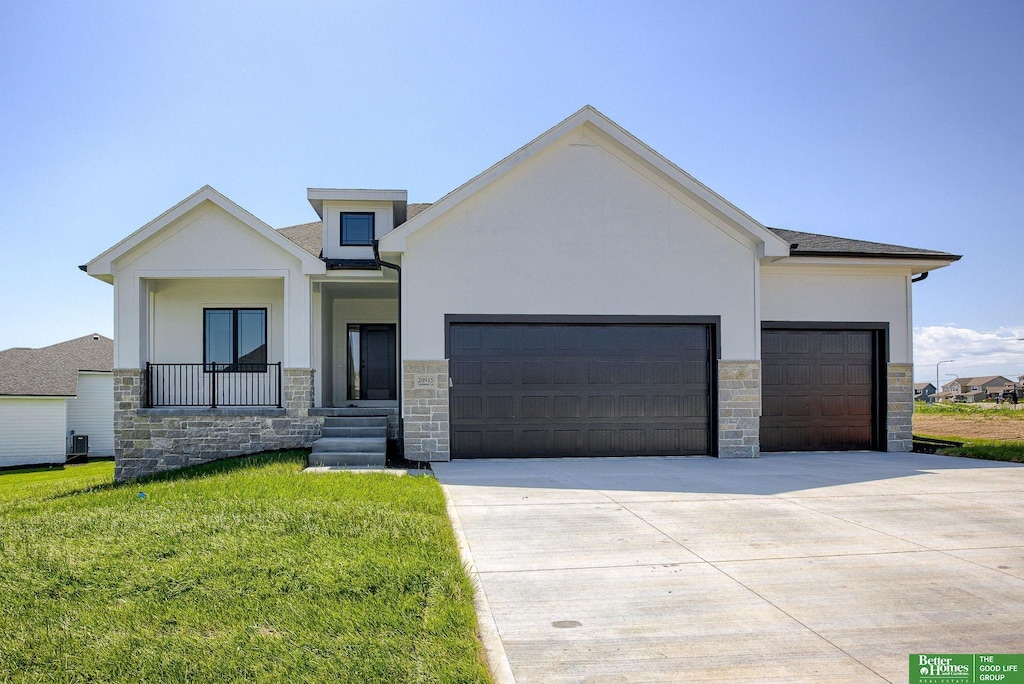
xmin=378 ymin=105 xmax=793 ymax=258
xmin=0 ymin=334 xmax=112 ymax=397
xmin=84 ymin=185 xmax=326 ymax=281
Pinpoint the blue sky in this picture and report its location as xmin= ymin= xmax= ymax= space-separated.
xmin=1 ymin=0 xmax=1022 ymax=381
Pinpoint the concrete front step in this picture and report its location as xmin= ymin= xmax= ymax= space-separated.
xmin=310 ymin=407 xmax=399 ymax=417
xmin=308 ymin=452 xmax=387 ymax=467
xmin=322 ymin=426 xmax=387 ymax=438
xmin=312 ymin=437 xmax=386 ymax=454
xmin=323 ymin=416 xmax=388 ymax=428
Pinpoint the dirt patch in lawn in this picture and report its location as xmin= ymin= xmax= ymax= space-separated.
xmin=914 ymin=414 xmax=1024 ymax=441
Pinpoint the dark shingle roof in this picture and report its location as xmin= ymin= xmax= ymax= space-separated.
xmin=769 ymin=228 xmax=960 ymax=261
xmin=0 ymin=334 xmax=113 ymax=397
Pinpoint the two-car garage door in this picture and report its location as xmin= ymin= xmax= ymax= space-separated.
xmin=449 ymin=321 xmax=713 ymax=458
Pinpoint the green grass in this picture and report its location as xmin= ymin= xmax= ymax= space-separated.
xmin=0 ymin=452 xmax=490 ymax=683
xmin=914 ymin=435 xmax=1024 ymax=464
xmin=914 ymin=402 xmax=1024 ymax=418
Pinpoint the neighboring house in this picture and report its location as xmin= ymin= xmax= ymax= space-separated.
xmin=939 ymin=376 xmax=1014 ymax=403
xmin=914 ymin=382 xmax=936 ymax=402
xmin=0 ymin=334 xmax=114 ymax=467
xmin=82 ymin=107 xmax=961 ymax=481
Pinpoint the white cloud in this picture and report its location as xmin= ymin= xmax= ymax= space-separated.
xmin=914 ymin=325 xmax=1024 ymax=382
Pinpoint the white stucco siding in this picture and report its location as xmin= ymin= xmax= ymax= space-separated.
xmin=111 ymin=202 xmax=311 ymax=368
xmin=760 ymin=266 xmax=913 ymax=363
xmin=401 ymin=129 xmax=759 ymax=360
xmin=0 ymin=398 xmax=68 ymax=466
xmin=149 ymin=279 xmax=285 ymax=364
xmin=66 ymin=372 xmax=114 ymax=456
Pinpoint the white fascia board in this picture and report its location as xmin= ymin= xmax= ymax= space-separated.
xmin=763 ymin=256 xmax=959 ymax=274
xmin=85 ymin=185 xmax=325 ymax=277
xmin=307 ymin=188 xmax=407 ymax=218
xmin=379 ymin=105 xmax=792 ymax=257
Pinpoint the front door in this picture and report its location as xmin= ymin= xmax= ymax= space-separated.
xmin=347 ymin=324 xmax=396 ymax=400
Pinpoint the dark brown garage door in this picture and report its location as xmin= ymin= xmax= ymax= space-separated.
xmin=449 ymin=321 xmax=713 ymax=458
xmin=761 ymin=327 xmax=883 ymax=451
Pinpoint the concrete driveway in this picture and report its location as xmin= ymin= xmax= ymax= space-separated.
xmin=433 ymin=452 xmax=1024 ymax=683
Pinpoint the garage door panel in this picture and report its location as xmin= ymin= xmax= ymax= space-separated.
xmin=483 ymin=362 xmax=515 ymax=384
xmin=761 ymin=328 xmax=880 ymax=452
xmin=552 ymin=395 xmax=580 ymax=418
xmin=451 ymin=361 xmax=482 ymax=384
xmin=485 ymin=396 xmax=514 ymax=419
xmin=451 ymin=322 xmax=712 ymax=458
xmin=452 ymin=396 xmax=483 ymax=419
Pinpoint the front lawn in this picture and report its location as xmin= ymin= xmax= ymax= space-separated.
xmin=0 ymin=453 xmax=489 ymax=683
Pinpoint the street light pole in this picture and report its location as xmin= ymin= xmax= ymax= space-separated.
xmin=936 ymin=360 xmax=954 ymax=398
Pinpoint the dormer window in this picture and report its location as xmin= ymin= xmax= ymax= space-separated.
xmin=341 ymin=212 xmax=375 ymax=245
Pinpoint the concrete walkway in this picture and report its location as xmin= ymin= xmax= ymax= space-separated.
xmin=434 ymin=452 xmax=1024 ymax=683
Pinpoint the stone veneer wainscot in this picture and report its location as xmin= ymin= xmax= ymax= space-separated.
xmin=113 ymin=368 xmax=322 ymax=481
xmin=718 ymin=360 xmax=761 ymax=458
xmin=886 ymin=363 xmax=913 ymax=452
xmin=402 ymin=360 xmax=450 ymax=461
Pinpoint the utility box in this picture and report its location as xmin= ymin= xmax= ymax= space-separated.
xmin=69 ymin=434 xmax=89 ymax=457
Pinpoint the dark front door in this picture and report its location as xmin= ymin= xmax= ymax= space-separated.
xmin=761 ymin=327 xmax=883 ymax=451
xmin=349 ymin=324 xmax=396 ymax=400
xmin=448 ymin=321 xmax=713 ymax=458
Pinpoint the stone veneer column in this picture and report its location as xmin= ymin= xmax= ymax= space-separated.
xmin=887 ymin=363 xmax=914 ymax=452
xmin=402 ymin=360 xmax=450 ymax=461
xmin=112 ymin=368 xmax=322 ymax=481
xmin=113 ymin=369 xmax=146 ymax=481
xmin=718 ymin=361 xmax=760 ymax=458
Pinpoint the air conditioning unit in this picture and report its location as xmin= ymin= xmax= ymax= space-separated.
xmin=69 ymin=434 xmax=89 ymax=457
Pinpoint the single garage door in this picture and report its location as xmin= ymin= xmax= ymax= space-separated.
xmin=449 ymin=321 xmax=713 ymax=458
xmin=761 ymin=327 xmax=883 ymax=451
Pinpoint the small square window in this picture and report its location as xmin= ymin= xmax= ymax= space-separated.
xmin=341 ymin=213 xmax=374 ymax=245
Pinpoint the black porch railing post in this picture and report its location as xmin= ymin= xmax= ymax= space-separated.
xmin=145 ymin=362 xmax=152 ymax=408
xmin=277 ymin=363 xmax=283 ymax=408
xmin=210 ymin=363 xmax=218 ymax=409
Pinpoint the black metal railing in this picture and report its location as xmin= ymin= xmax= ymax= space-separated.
xmin=145 ymin=363 xmax=282 ymax=408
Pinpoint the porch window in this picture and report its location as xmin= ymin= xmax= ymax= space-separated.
xmin=204 ymin=308 xmax=267 ymax=371
xmin=341 ymin=212 xmax=374 ymax=245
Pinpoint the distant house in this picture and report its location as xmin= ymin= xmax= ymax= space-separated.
xmin=913 ymin=382 xmax=936 ymax=402
xmin=937 ymin=376 xmax=1014 ymax=403
xmin=0 ymin=334 xmax=114 ymax=467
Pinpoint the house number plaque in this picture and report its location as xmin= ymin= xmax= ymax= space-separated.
xmin=413 ymin=374 xmax=436 ymax=389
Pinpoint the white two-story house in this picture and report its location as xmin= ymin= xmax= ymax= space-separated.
xmin=83 ymin=107 xmax=960 ymax=480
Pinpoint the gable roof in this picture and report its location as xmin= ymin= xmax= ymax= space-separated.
xmin=0 ymin=334 xmax=113 ymax=397
xmin=946 ymin=375 xmax=1012 ymax=389
xmin=378 ymin=106 xmax=792 ymax=257
xmin=85 ymin=185 xmax=325 ymax=279
xmin=769 ymin=228 xmax=960 ymax=261
xmin=914 ymin=382 xmax=935 ymax=390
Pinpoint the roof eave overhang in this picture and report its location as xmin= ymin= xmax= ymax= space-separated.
xmin=767 ymin=254 xmax=961 ymax=273
xmin=306 ymin=188 xmax=408 ymax=220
